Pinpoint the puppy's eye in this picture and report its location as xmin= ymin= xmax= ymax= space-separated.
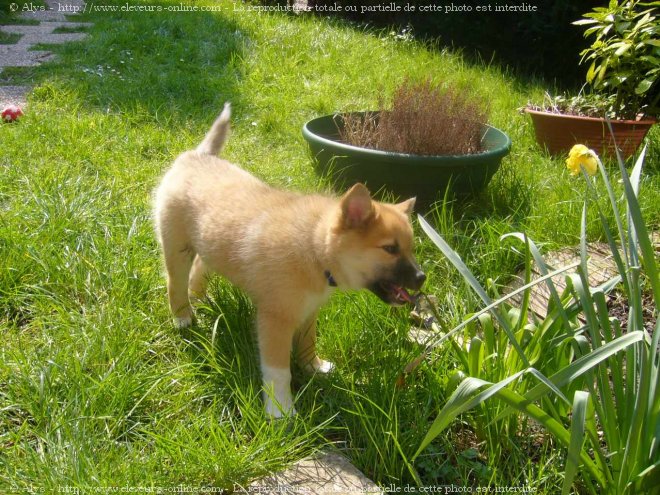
xmin=381 ymin=244 xmax=399 ymax=255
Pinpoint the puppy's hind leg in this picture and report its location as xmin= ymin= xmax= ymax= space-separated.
xmin=160 ymin=231 xmax=195 ymax=329
xmin=189 ymin=254 xmax=210 ymax=300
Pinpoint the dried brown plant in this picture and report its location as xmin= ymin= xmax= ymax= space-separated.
xmin=339 ymin=79 xmax=489 ymax=156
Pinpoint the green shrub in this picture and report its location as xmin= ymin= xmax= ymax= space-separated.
xmin=575 ymin=0 xmax=660 ymax=118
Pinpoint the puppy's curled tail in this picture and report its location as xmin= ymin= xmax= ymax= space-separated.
xmin=196 ymin=102 xmax=231 ymax=156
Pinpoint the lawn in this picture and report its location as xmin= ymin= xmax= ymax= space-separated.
xmin=1 ymin=0 xmax=658 ymax=492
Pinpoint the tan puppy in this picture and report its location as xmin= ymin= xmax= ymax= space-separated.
xmin=154 ymin=104 xmax=425 ymax=417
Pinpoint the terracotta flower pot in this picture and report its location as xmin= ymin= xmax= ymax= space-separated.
xmin=524 ymin=108 xmax=655 ymax=160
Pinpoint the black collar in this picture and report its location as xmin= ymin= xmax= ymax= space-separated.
xmin=324 ymin=270 xmax=337 ymax=287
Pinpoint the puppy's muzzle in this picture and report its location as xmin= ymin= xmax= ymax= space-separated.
xmin=370 ymin=259 xmax=426 ymax=305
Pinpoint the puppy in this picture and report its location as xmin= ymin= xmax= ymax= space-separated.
xmin=154 ymin=104 xmax=425 ymax=417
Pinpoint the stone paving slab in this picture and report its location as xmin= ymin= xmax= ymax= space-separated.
xmin=0 ymin=44 xmax=55 ymax=67
xmin=2 ymin=23 xmax=90 ymax=45
xmin=506 ymin=244 xmax=622 ymax=322
xmin=241 ymin=452 xmax=383 ymax=495
xmin=505 ymin=232 xmax=659 ymax=322
xmin=0 ymin=85 xmax=30 ymax=107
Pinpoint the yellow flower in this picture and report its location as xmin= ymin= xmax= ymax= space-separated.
xmin=566 ymin=144 xmax=599 ymax=176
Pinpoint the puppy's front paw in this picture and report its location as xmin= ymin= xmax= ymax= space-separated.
xmin=262 ymin=365 xmax=296 ymax=419
xmin=264 ymin=397 xmax=297 ymax=419
xmin=304 ymin=357 xmax=335 ymax=375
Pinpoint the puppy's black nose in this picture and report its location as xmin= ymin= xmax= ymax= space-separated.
xmin=414 ymin=270 xmax=426 ymax=288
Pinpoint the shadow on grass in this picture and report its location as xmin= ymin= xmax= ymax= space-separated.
xmin=179 ymin=281 xmax=262 ymax=411
xmin=273 ymin=1 xmax=602 ymax=90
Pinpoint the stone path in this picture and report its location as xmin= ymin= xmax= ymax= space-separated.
xmin=506 ymin=244 xmax=618 ymax=320
xmin=0 ymin=0 xmax=91 ymax=107
xmin=506 ymin=232 xmax=660 ymax=321
xmin=243 ymin=452 xmax=383 ymax=495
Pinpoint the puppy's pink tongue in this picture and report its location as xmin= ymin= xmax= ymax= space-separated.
xmin=394 ymin=285 xmax=413 ymax=303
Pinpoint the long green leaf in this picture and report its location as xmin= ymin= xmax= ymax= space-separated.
xmin=594 ymin=142 xmax=630 ymax=267
xmin=582 ymin=173 xmax=631 ymax=297
xmin=571 ymin=232 xmax=616 ymax=456
xmin=628 ymin=144 xmax=660 ymax=303
xmin=618 ymin=345 xmax=651 ymax=493
xmin=468 ymin=336 xmax=483 ymax=378
xmin=610 ymin=139 xmax=660 ymax=307
xmin=649 ymin=318 xmax=660 ymax=466
xmin=629 ymin=459 xmax=660 ymax=494
xmin=568 ymin=272 xmax=600 ymax=347
xmin=414 ymin=376 xmax=493 ymax=458
xmin=515 ymin=235 xmax=533 ymax=330
xmin=530 ymin=331 xmax=643 ymax=399
xmin=563 ymin=391 xmax=590 ymax=495
xmin=630 ymin=144 xmax=645 ymax=199
xmin=523 ymin=368 xmax=571 ymax=405
xmin=485 ymin=367 xmax=571 ymax=430
xmin=593 ymin=290 xmax=623 ymax=457
xmin=496 ymin=332 xmax=645 ymax=422
xmin=417 ymin=367 xmax=569 ymax=459
xmin=626 ymin=144 xmax=646 ymax=271
xmin=416 ymin=329 xmax=639 ymax=488
xmin=419 ymin=214 xmax=529 ymax=366
xmin=604 ymin=139 xmax=660 ymax=491
xmin=489 ymin=387 xmax=606 ymax=487
xmin=425 ymin=260 xmax=580 ymax=359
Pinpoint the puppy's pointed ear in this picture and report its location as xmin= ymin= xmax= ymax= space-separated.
xmin=395 ymin=197 xmax=416 ymax=216
xmin=340 ymin=183 xmax=374 ymax=229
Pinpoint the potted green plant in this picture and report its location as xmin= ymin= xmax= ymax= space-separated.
xmin=302 ymin=79 xmax=511 ymax=207
xmin=525 ymin=0 xmax=657 ymax=159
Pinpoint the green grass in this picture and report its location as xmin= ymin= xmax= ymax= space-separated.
xmin=0 ymin=31 xmax=21 ymax=44
xmin=51 ymin=25 xmax=90 ymax=34
xmin=1 ymin=0 xmax=659 ymax=492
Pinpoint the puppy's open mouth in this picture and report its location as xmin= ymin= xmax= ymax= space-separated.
xmin=369 ymin=281 xmax=415 ymax=306
xmin=382 ymin=282 xmax=414 ymax=304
